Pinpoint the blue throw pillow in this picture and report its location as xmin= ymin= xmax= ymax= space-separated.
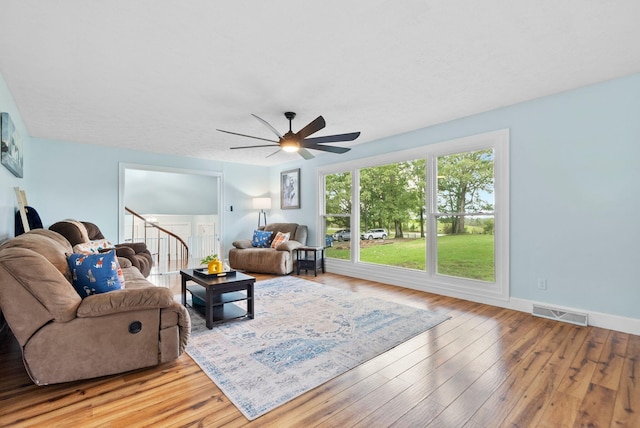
xmin=67 ymin=250 xmax=124 ymax=298
xmin=251 ymin=230 xmax=273 ymax=248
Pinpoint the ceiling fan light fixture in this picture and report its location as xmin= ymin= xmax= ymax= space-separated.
xmin=281 ymin=139 xmax=300 ymax=152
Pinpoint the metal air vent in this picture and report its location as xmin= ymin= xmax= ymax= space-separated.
xmin=532 ymin=304 xmax=588 ymax=326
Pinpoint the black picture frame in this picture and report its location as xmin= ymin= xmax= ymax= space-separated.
xmin=280 ymin=168 xmax=300 ymax=209
xmin=1 ymin=112 xmax=24 ymax=178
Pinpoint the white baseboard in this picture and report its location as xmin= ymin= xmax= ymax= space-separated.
xmin=509 ymin=297 xmax=640 ymax=335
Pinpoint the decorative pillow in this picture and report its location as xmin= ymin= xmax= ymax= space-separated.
xmin=251 ymin=230 xmax=273 ymax=248
xmin=73 ymin=239 xmax=115 ymax=254
xmin=67 ymin=250 xmax=125 ymax=298
xmin=271 ymin=231 xmax=290 ymax=248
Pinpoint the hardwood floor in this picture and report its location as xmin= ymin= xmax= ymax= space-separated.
xmin=1 ymin=272 xmax=638 ymax=427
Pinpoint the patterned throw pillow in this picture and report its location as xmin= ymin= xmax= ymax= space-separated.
xmin=73 ymin=239 xmax=115 ymax=254
xmin=251 ymin=230 xmax=273 ymax=248
xmin=271 ymin=231 xmax=290 ymax=248
xmin=67 ymin=250 xmax=125 ymax=298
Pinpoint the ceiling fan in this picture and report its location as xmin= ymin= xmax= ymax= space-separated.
xmin=217 ymin=112 xmax=360 ymax=159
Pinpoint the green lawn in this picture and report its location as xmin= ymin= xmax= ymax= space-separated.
xmin=437 ymin=235 xmax=494 ymax=281
xmin=326 ymin=234 xmax=494 ymax=281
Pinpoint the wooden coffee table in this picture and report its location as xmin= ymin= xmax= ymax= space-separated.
xmin=180 ymin=269 xmax=255 ymax=329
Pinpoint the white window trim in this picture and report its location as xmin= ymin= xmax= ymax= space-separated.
xmin=318 ymin=129 xmax=510 ymax=304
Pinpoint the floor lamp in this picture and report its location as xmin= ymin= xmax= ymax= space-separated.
xmin=253 ymin=197 xmax=271 ymax=228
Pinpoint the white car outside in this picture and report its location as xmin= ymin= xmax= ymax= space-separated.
xmin=360 ymin=229 xmax=388 ymax=240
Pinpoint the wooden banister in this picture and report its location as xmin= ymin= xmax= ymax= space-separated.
xmin=125 ymin=207 xmax=189 ymax=270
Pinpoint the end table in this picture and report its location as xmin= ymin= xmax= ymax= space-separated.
xmin=295 ymin=246 xmax=325 ymax=276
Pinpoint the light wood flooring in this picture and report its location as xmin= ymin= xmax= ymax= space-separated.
xmin=1 ymin=272 xmax=639 ymax=427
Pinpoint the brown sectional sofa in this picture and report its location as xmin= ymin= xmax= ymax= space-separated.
xmin=229 ymin=223 xmax=307 ymax=275
xmin=49 ymin=220 xmax=154 ymax=277
xmin=0 ymin=229 xmax=190 ymax=385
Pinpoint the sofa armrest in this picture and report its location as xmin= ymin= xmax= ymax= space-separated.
xmin=233 ymin=239 xmax=253 ymax=249
xmin=114 ymin=246 xmax=148 ymax=275
xmin=160 ymin=303 xmax=191 ymax=356
xmin=116 ymin=242 xmax=150 ymax=255
xmin=76 ymin=287 xmax=174 ymax=318
xmin=276 ymin=240 xmax=303 ymax=251
xmin=118 ymin=257 xmax=133 ymax=268
xmin=115 ymin=246 xmax=141 ymax=271
xmin=115 ymin=246 xmax=135 ymax=258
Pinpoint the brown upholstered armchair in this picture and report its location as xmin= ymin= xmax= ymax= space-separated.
xmin=229 ymin=223 xmax=308 ymax=275
xmin=49 ymin=220 xmax=153 ymax=277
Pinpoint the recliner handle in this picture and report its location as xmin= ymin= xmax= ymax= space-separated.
xmin=129 ymin=321 xmax=142 ymax=334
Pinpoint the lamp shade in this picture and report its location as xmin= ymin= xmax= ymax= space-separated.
xmin=252 ymin=197 xmax=272 ymax=210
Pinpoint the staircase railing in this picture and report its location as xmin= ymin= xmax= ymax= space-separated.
xmin=125 ymin=207 xmax=189 ymax=272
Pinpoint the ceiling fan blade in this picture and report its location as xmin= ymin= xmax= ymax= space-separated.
xmin=302 ymin=142 xmax=351 ymax=154
xmin=217 ymin=129 xmax=278 ymax=143
xmin=303 ymin=132 xmax=361 ymax=144
xmin=230 ymin=144 xmax=280 ymax=149
xmin=295 ymin=116 xmax=326 ymax=140
xmin=251 ymin=114 xmax=283 ymax=139
xmin=298 ymin=148 xmax=315 ymax=160
xmin=266 ymin=149 xmax=281 ymax=158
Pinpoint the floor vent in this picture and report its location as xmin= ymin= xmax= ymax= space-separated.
xmin=532 ymin=305 xmax=588 ymax=326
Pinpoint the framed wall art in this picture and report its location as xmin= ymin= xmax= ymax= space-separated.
xmin=280 ymin=168 xmax=300 ymax=209
xmin=1 ymin=112 xmax=24 ymax=178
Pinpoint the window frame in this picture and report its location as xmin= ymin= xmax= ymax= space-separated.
xmin=318 ymin=129 xmax=510 ymax=302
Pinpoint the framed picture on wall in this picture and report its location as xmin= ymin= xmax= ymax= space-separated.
xmin=280 ymin=168 xmax=300 ymax=209
xmin=1 ymin=112 xmax=24 ymax=178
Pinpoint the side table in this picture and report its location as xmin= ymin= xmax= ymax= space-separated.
xmin=295 ymin=246 xmax=325 ymax=276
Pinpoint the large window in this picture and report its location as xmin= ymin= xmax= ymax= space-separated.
xmin=320 ymin=130 xmax=509 ymax=301
xmin=435 ymin=149 xmax=495 ymax=281
xmin=359 ymin=160 xmax=426 ymax=269
xmin=324 ymin=172 xmax=352 ymax=260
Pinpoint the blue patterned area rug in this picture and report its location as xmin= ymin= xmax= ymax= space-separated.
xmin=185 ymin=276 xmax=450 ymax=421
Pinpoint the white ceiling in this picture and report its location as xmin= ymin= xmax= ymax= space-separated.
xmin=1 ymin=0 xmax=639 ymax=166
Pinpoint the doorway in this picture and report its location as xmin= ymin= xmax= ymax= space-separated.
xmin=118 ymin=163 xmax=223 ymax=275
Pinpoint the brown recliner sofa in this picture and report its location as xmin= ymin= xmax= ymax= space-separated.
xmin=229 ymin=223 xmax=307 ymax=275
xmin=0 ymin=229 xmax=190 ymax=385
xmin=49 ymin=220 xmax=153 ymax=277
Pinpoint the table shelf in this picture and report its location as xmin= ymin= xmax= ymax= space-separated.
xmin=187 ymin=286 xmax=248 ymax=305
xmin=187 ymin=285 xmax=251 ymax=324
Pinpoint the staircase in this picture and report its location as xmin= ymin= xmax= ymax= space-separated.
xmin=125 ymin=207 xmax=190 ymax=273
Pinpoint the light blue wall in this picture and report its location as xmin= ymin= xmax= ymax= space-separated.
xmin=0 ymin=73 xmax=32 ymax=241
xmin=2 ymin=70 xmax=639 ymax=320
xmin=124 ymin=169 xmax=219 ymax=215
xmin=221 ymin=161 xmax=271 ymax=244
xmin=273 ymin=73 xmax=640 ymax=319
xmin=25 ymin=138 xmax=271 ymax=256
